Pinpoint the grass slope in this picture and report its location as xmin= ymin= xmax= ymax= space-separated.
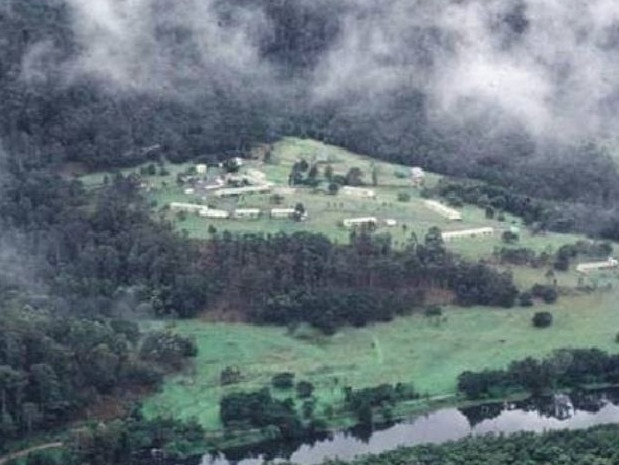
xmin=142 ymin=283 xmax=619 ymax=431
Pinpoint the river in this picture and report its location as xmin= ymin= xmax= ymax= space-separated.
xmin=200 ymin=388 xmax=619 ymax=465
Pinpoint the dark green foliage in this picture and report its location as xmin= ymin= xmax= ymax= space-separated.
xmin=220 ymin=366 xmax=242 ymax=386
xmin=519 ymin=291 xmax=534 ymax=307
xmin=501 ymin=230 xmax=519 ymax=243
xmin=272 ymin=372 xmax=295 ymax=389
xmin=331 ymin=425 xmax=619 ymax=465
xmin=296 ymin=381 xmax=314 ymax=398
xmin=0 ymin=307 xmax=189 ymax=448
xmin=67 ymin=417 xmax=206 ymax=465
xmin=457 ymin=349 xmax=619 ymax=400
xmin=219 ymin=389 xmax=303 ymax=438
xmin=209 ymin=229 xmax=517 ymax=333
xmin=397 ymin=192 xmax=411 ymax=202
xmin=532 ymin=311 xmax=553 ymax=328
xmin=531 ymin=284 xmax=558 ymax=304
xmin=139 ymin=332 xmax=198 ymax=369
xmin=424 ymin=306 xmax=442 ymax=317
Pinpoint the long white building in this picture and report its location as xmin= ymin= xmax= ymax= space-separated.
xmin=340 ymin=186 xmax=377 ymax=199
xmin=170 ymin=202 xmax=206 ymax=214
xmin=342 ymin=217 xmax=378 ymax=228
xmin=424 ymin=200 xmax=463 ymax=221
xmin=199 ymin=208 xmax=229 ymax=219
xmin=214 ymin=184 xmax=273 ymax=198
xmin=576 ymin=257 xmax=619 ymax=273
xmin=441 ymin=227 xmax=494 ymax=241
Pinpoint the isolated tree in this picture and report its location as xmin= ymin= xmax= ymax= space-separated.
xmin=346 ymin=167 xmax=364 ymax=186
xmin=324 ymin=164 xmax=334 ymax=181
xmin=371 ymin=164 xmax=379 ymax=186
xmin=532 ymin=311 xmax=553 ymax=328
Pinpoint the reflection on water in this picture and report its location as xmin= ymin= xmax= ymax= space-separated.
xmin=202 ymin=388 xmax=619 ymax=465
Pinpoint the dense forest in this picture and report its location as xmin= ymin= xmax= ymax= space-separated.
xmin=327 ymin=424 xmax=619 ymax=465
xmin=2 ymin=1 xmax=619 ymax=239
xmin=457 ymin=349 xmax=619 ymax=400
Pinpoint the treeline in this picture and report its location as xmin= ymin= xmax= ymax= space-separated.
xmin=3 ymin=0 xmax=619 ymax=231
xmin=219 ymin=381 xmax=418 ymax=439
xmin=3 ymin=416 xmax=207 ymax=465
xmin=430 ymin=177 xmax=619 ymax=240
xmin=0 ymin=299 xmax=197 ymax=451
xmin=202 ymin=227 xmax=519 ymax=332
xmin=457 ymin=349 xmax=619 ymax=400
xmin=0 ymin=170 xmax=211 ymax=318
xmin=326 ymin=424 xmax=619 ymax=465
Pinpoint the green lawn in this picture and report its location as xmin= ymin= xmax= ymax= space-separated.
xmin=142 ymin=282 xmax=619 ymax=431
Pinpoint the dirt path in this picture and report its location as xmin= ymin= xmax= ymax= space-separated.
xmin=0 ymin=442 xmax=64 ymax=464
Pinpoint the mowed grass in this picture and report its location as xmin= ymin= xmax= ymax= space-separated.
xmin=142 ymin=283 xmax=619 ymax=431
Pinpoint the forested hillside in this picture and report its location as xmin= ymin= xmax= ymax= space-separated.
xmin=2 ymin=0 xmax=619 ymax=242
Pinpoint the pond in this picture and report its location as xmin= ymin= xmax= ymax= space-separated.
xmin=201 ymin=388 xmax=619 ymax=465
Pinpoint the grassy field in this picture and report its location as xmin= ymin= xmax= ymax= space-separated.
xmin=142 ymin=278 xmax=619 ymax=431
xmin=78 ymin=137 xmax=619 ymax=433
xmin=82 ymin=137 xmax=592 ymax=261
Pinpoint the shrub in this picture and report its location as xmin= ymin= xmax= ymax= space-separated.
xmin=531 ymin=284 xmax=558 ymax=304
xmin=424 ymin=305 xmax=442 ymax=317
xmin=271 ymin=372 xmax=295 ymax=389
xmin=519 ymin=292 xmax=534 ymax=307
xmin=296 ymin=380 xmax=314 ymax=398
xmin=397 ymin=192 xmax=411 ymax=202
xmin=532 ymin=311 xmax=553 ymax=328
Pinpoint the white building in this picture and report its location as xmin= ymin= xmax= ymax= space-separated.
xmin=576 ymin=257 xmax=619 ymax=273
xmin=199 ymin=208 xmax=229 ymax=219
xmin=270 ymin=208 xmax=296 ymax=219
xmin=340 ymin=186 xmax=377 ymax=199
xmin=233 ymin=208 xmax=261 ymax=220
xmin=424 ymin=200 xmax=462 ymax=221
xmin=214 ymin=184 xmax=273 ymax=198
xmin=384 ymin=219 xmax=398 ymax=227
xmin=170 ymin=202 xmax=206 ymax=214
xmin=342 ymin=217 xmax=378 ymax=228
xmin=441 ymin=227 xmax=494 ymax=241
xmin=196 ymin=164 xmax=207 ymax=175
xmin=184 ymin=187 xmax=195 ymax=195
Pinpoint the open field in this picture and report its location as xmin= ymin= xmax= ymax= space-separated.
xmin=142 ymin=279 xmax=619 ymax=431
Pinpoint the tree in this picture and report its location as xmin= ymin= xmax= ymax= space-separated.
xmin=532 ymin=311 xmax=553 ymax=328
xmin=346 ymin=167 xmax=364 ymax=186
xmin=371 ymin=164 xmax=379 ymax=186
xmin=293 ymin=203 xmax=306 ymax=221
xmin=272 ymin=372 xmax=295 ymax=389
xmin=328 ymin=182 xmax=339 ymax=195
xmin=296 ymin=381 xmax=314 ymax=398
xmin=325 ymin=164 xmax=334 ymax=181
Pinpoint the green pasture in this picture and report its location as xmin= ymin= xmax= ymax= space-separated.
xmin=142 ymin=281 xmax=619 ymax=431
